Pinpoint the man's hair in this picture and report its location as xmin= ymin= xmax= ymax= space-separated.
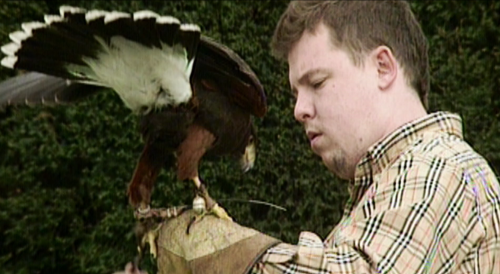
xmin=270 ymin=0 xmax=430 ymax=108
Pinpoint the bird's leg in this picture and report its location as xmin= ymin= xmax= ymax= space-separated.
xmin=128 ymin=143 xmax=162 ymax=220
xmin=194 ymin=177 xmax=232 ymax=221
xmin=187 ymin=176 xmax=232 ymax=233
xmin=134 ymin=204 xmax=190 ymax=220
xmin=127 ymin=144 xmax=191 ymax=258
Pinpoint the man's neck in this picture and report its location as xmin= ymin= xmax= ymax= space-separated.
xmin=382 ymin=90 xmax=428 ymax=141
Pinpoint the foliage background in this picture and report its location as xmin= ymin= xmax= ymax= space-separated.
xmin=0 ymin=0 xmax=498 ymax=273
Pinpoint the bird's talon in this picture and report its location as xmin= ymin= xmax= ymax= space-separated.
xmin=211 ymin=203 xmax=233 ymax=222
xmin=188 ymin=197 xmax=232 ymax=230
xmin=140 ymin=222 xmax=163 ymax=259
xmin=186 ymin=213 xmax=206 ymax=234
xmin=192 ymin=180 xmax=233 ymax=222
xmin=134 ymin=205 xmax=190 ymax=263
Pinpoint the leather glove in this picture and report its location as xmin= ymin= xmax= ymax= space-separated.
xmin=156 ymin=209 xmax=281 ymax=274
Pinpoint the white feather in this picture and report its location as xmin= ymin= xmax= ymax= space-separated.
xmin=133 ymin=10 xmax=159 ymax=20
xmin=1 ymin=56 xmax=17 ymax=68
xmin=9 ymin=31 xmax=29 ymax=44
xmin=21 ymin=22 xmax=46 ymax=35
xmin=85 ymin=10 xmax=108 ymax=22
xmin=1 ymin=43 xmax=19 ymax=56
xmin=156 ymin=16 xmax=180 ymax=25
xmin=180 ymin=24 xmax=200 ymax=32
xmin=104 ymin=11 xmax=131 ymax=24
xmin=179 ymin=23 xmax=200 ymax=75
xmin=66 ymin=36 xmax=194 ymax=113
xmin=59 ymin=6 xmax=86 ymax=17
xmin=44 ymin=15 xmax=64 ymax=25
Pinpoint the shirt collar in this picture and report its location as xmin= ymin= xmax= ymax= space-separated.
xmin=353 ymin=111 xmax=464 ymax=184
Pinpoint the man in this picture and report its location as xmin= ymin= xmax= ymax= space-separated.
xmin=120 ymin=1 xmax=500 ymax=273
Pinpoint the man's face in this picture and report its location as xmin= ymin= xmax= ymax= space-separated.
xmin=288 ymin=23 xmax=383 ymax=180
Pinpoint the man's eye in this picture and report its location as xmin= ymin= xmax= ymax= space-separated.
xmin=312 ymin=80 xmax=324 ymax=89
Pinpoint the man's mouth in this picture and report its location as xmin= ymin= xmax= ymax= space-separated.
xmin=307 ymin=131 xmax=321 ymax=143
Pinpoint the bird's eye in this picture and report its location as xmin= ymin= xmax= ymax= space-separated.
xmin=248 ymin=135 xmax=254 ymax=144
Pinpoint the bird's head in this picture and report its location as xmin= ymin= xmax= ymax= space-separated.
xmin=240 ymin=125 xmax=257 ymax=172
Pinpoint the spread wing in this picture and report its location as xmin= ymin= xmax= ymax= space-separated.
xmin=193 ymin=36 xmax=267 ymax=118
xmin=0 ymin=6 xmax=267 ymax=118
xmin=0 ymin=6 xmax=200 ymax=113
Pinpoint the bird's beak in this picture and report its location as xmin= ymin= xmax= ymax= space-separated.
xmin=240 ymin=141 xmax=256 ymax=172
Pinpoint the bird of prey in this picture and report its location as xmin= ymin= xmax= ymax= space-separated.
xmin=0 ymin=6 xmax=267 ymax=229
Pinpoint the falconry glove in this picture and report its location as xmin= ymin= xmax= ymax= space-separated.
xmin=156 ymin=210 xmax=281 ymax=274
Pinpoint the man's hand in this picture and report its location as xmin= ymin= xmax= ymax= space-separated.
xmin=113 ymin=262 xmax=148 ymax=274
xmin=156 ymin=209 xmax=281 ymax=274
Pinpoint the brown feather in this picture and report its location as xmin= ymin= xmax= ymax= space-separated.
xmin=127 ymin=144 xmax=163 ymax=208
xmin=194 ymin=36 xmax=267 ymax=117
xmin=128 ymin=103 xmax=197 ymax=209
xmin=176 ymin=124 xmax=216 ymax=181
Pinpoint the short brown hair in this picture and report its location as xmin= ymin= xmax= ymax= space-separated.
xmin=270 ymin=0 xmax=430 ymax=108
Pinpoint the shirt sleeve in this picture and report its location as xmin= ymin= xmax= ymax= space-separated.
xmin=249 ymin=157 xmax=488 ymax=274
xmin=250 ymin=231 xmax=376 ymax=274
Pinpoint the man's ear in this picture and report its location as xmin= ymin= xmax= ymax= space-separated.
xmin=372 ymin=46 xmax=397 ymax=90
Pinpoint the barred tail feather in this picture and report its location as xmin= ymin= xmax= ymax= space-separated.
xmin=0 ymin=72 xmax=100 ymax=108
xmin=179 ymin=24 xmax=201 ymax=62
xmin=1 ymin=12 xmax=103 ymax=82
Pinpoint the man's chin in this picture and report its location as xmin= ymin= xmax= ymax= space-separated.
xmin=322 ymin=155 xmax=354 ymax=180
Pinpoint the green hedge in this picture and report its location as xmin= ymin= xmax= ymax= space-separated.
xmin=0 ymin=1 xmax=498 ymax=273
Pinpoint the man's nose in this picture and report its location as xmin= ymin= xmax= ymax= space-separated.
xmin=294 ymin=92 xmax=314 ymax=123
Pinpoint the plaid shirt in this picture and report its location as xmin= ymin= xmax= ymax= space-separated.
xmin=250 ymin=112 xmax=500 ymax=274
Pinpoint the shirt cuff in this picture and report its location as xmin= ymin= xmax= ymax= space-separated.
xmin=259 ymin=231 xmax=326 ymax=268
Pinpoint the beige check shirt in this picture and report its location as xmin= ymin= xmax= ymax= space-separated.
xmin=251 ymin=112 xmax=500 ymax=274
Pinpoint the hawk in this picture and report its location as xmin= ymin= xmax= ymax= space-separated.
xmin=0 ymin=6 xmax=267 ymax=228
